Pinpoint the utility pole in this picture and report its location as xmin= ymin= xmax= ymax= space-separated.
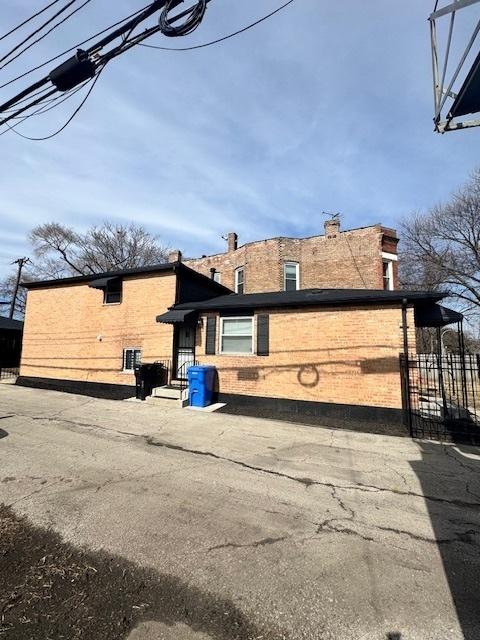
xmin=9 ymin=257 xmax=30 ymax=320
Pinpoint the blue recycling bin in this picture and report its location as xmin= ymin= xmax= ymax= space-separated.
xmin=188 ymin=365 xmax=216 ymax=408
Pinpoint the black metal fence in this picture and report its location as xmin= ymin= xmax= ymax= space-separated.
xmin=401 ymin=353 xmax=480 ymax=442
xmin=0 ymin=366 xmax=19 ymax=381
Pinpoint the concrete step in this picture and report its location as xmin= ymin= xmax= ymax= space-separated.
xmin=151 ymin=386 xmax=183 ymax=400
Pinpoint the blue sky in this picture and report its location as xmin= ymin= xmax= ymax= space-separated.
xmin=0 ymin=0 xmax=479 ymax=280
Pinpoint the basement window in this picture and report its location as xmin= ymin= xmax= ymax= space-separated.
xmin=220 ymin=317 xmax=254 ymax=355
xmin=235 ymin=267 xmax=245 ymax=295
xmin=284 ymin=262 xmax=299 ymax=291
xmin=104 ymin=278 xmax=122 ymax=304
xmin=123 ymin=348 xmax=141 ymax=372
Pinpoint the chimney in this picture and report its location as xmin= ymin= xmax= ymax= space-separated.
xmin=324 ymin=216 xmax=341 ymax=238
xmin=168 ymin=249 xmax=182 ymax=263
xmin=227 ymin=232 xmax=238 ymax=252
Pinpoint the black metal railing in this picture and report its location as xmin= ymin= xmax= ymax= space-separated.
xmin=177 ymin=360 xmax=198 ymax=393
xmin=401 ymin=353 xmax=480 ymax=442
xmin=152 ymin=360 xmax=172 ymax=387
xmin=0 ymin=366 xmax=19 ymax=381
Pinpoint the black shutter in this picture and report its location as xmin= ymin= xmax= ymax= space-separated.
xmin=257 ymin=314 xmax=269 ymax=356
xmin=206 ymin=316 xmax=217 ymax=355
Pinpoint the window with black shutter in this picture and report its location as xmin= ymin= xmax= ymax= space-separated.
xmin=205 ymin=316 xmax=217 ymax=355
xmin=256 ymin=314 xmax=269 ymax=356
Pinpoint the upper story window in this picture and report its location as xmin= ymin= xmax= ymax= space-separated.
xmin=381 ymin=252 xmax=397 ymax=291
xmin=235 ymin=267 xmax=245 ymax=295
xmin=213 ymin=271 xmax=222 ymax=284
xmin=104 ymin=278 xmax=122 ymax=304
xmin=123 ymin=348 xmax=141 ymax=372
xmin=284 ymin=262 xmax=299 ymax=291
xmin=220 ymin=317 xmax=253 ymax=354
xmin=383 ymin=260 xmax=393 ymax=291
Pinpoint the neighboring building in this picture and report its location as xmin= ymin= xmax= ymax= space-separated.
xmin=0 ymin=316 xmax=24 ymax=369
xmin=18 ymin=259 xmax=448 ymax=434
xmin=177 ymin=219 xmax=399 ymax=294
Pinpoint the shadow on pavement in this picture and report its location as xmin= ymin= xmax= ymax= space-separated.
xmin=0 ymin=505 xmax=285 ymax=640
xmin=411 ymin=441 xmax=480 ymax=640
xmin=0 ymin=429 xmax=8 ymax=439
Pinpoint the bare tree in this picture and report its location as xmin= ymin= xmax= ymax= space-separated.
xmin=400 ymin=169 xmax=480 ymax=319
xmin=30 ymin=222 xmax=169 ymax=278
xmin=0 ymin=268 xmax=32 ymax=318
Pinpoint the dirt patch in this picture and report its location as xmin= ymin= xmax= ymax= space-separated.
xmin=0 ymin=505 xmax=285 ymax=640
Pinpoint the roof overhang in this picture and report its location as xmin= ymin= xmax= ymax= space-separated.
xmin=88 ymin=276 xmax=120 ymax=290
xmin=156 ymin=309 xmax=197 ymax=325
xmin=415 ymin=304 xmax=464 ymax=328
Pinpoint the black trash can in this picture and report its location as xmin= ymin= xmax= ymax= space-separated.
xmin=134 ymin=363 xmax=168 ymax=401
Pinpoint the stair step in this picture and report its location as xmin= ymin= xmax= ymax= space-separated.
xmin=151 ymin=386 xmax=182 ymax=400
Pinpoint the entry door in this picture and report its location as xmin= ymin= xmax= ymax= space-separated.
xmin=175 ymin=325 xmax=196 ymax=380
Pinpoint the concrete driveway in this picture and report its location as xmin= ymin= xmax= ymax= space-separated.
xmin=0 ymin=385 xmax=479 ymax=640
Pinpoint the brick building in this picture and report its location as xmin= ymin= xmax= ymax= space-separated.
xmin=176 ymin=219 xmax=399 ymax=295
xmin=19 ymin=260 xmax=447 ymax=434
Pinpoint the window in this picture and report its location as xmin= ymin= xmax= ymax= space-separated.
xmin=383 ymin=260 xmax=393 ymax=291
xmin=284 ymin=262 xmax=299 ymax=291
xmin=123 ymin=348 xmax=141 ymax=372
xmin=235 ymin=267 xmax=245 ymax=295
xmin=220 ymin=317 xmax=254 ymax=354
xmin=213 ymin=271 xmax=222 ymax=284
xmin=104 ymin=278 xmax=122 ymax=304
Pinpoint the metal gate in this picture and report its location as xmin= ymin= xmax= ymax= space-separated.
xmin=174 ymin=325 xmax=196 ymax=380
xmin=401 ymin=352 xmax=480 ymax=442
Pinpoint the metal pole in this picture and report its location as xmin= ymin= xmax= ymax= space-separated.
xmin=401 ymin=300 xmax=412 ymax=434
xmin=9 ymin=257 xmax=29 ymax=319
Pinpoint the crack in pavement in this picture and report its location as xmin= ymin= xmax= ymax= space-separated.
xmin=145 ymin=437 xmax=480 ymax=510
xmin=208 ymin=536 xmax=288 ymax=552
xmin=444 ymin=445 xmax=480 ymax=475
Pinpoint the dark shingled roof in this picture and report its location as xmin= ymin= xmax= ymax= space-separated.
xmin=21 ymin=262 xmax=230 ymax=295
xmin=0 ymin=316 xmax=24 ymax=331
xmin=173 ymin=288 xmax=445 ymax=312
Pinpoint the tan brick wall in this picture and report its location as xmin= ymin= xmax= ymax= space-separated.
xmin=184 ymin=226 xmax=398 ymax=294
xmin=196 ymin=305 xmax=415 ymax=409
xmin=20 ymin=272 xmax=177 ymax=386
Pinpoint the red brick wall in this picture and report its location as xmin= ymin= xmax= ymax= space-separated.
xmin=184 ymin=225 xmax=399 ymax=294
xmin=196 ymin=305 xmax=414 ymax=409
xmin=20 ymin=273 xmax=177 ymax=385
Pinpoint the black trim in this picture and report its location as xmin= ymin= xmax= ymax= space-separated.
xmin=257 ymin=314 xmax=269 ymax=356
xmin=16 ymin=376 xmax=135 ymax=400
xmin=21 ymin=261 xmax=232 ymax=295
xmin=174 ymin=288 xmax=444 ymax=313
xmin=0 ymin=317 xmax=24 ymax=331
xmin=205 ymin=317 xmax=217 ymax=355
xmin=156 ymin=309 xmax=197 ymax=324
xmin=217 ymin=393 xmax=408 ymax=437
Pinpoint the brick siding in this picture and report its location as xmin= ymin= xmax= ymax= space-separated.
xmin=184 ymin=225 xmax=399 ymax=294
xmin=196 ymin=305 xmax=415 ymax=410
xmin=20 ymin=272 xmax=177 ymax=385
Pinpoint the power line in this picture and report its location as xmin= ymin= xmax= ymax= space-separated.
xmin=0 ymin=3 xmax=152 ymax=91
xmin=140 ymin=0 xmax=296 ymax=52
xmin=0 ymin=0 xmax=65 ymax=43
xmin=4 ymin=66 xmax=104 ymax=141
xmin=0 ymin=0 xmax=295 ymax=139
xmin=0 ymin=0 xmax=94 ymax=71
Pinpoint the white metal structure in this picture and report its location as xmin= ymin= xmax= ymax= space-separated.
xmin=430 ymin=0 xmax=480 ymax=132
